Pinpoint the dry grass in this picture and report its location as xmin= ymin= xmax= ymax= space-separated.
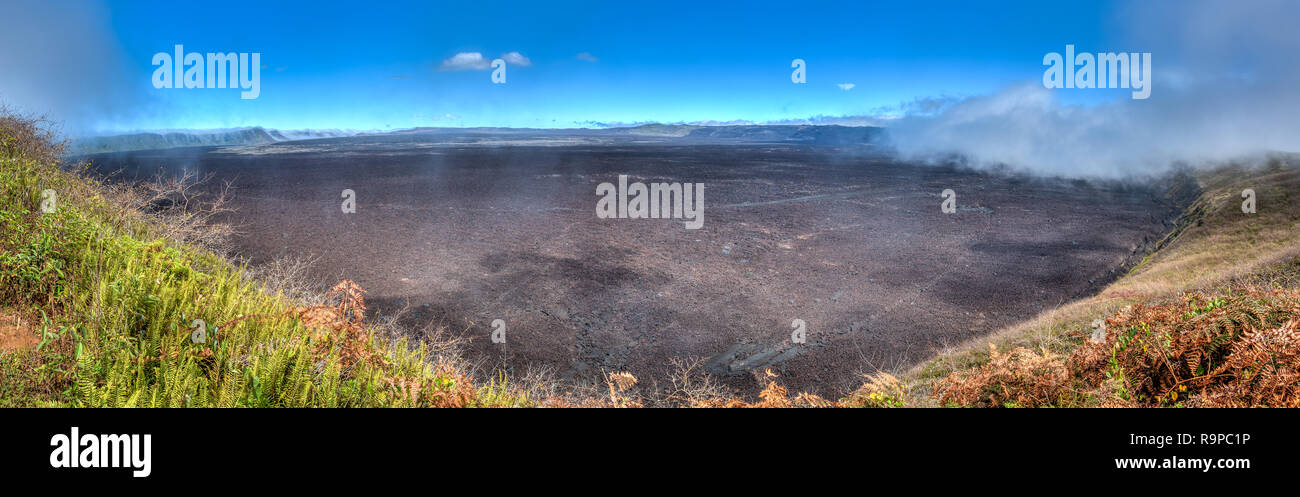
xmin=1116 ymin=160 xmax=1300 ymax=296
xmin=838 ymin=372 xmax=908 ymax=408
xmin=672 ymin=369 xmax=836 ymax=408
xmin=935 ymin=289 xmax=1300 ymax=408
xmin=903 ymin=155 xmax=1300 ymax=408
xmin=244 ymin=253 xmax=327 ymax=305
xmin=663 ymin=356 xmax=735 ymax=406
xmin=934 ymin=344 xmax=1069 ymax=408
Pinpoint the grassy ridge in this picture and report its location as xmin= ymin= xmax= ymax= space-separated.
xmin=897 ymin=156 xmax=1300 ymax=407
xmin=0 ymin=115 xmax=530 ymax=407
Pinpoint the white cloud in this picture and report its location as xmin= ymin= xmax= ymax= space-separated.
xmin=837 ymin=83 xmax=855 ymax=91
xmin=440 ymin=51 xmax=530 ymax=70
xmin=438 ymin=52 xmax=491 ymax=71
xmin=886 ymin=0 xmax=1300 ymax=179
xmin=577 ymin=52 xmax=598 ymax=62
xmin=501 ymin=51 xmax=532 ymax=66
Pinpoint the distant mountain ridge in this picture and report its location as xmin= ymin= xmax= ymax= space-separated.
xmin=69 ymin=127 xmax=360 ymax=155
xmin=70 ymin=124 xmax=886 ymax=155
xmin=683 ymin=124 xmax=885 ymax=146
xmin=600 ymin=123 xmax=886 ymax=145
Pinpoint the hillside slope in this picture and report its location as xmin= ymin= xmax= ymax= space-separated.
xmin=896 ymin=156 xmax=1300 ymax=407
xmin=0 ymin=114 xmax=536 ymax=407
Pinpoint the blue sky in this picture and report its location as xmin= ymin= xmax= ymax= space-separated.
xmin=5 ymin=0 xmax=1139 ymax=132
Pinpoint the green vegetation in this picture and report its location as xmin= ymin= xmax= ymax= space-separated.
xmin=0 ymin=112 xmax=532 ymax=407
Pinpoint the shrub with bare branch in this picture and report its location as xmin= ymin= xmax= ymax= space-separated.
xmin=114 ymin=168 xmax=237 ymax=252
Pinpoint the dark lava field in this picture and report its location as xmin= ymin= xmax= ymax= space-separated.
xmin=84 ymin=129 xmax=1188 ymax=396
